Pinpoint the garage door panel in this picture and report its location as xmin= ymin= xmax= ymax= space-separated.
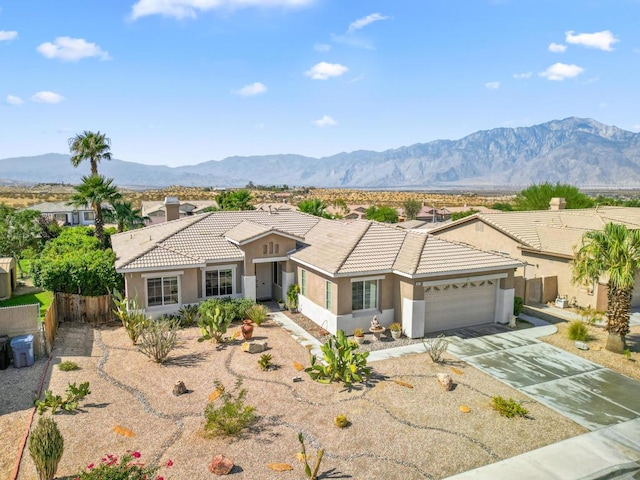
xmin=425 ymin=281 xmax=496 ymax=334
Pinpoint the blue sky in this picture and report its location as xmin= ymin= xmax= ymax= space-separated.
xmin=1 ymin=0 xmax=638 ymax=166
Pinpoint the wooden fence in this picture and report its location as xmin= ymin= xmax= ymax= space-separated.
xmin=43 ymin=300 xmax=58 ymax=355
xmin=55 ymin=292 xmax=115 ymax=326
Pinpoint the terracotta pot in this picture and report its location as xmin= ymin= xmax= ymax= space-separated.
xmin=241 ymin=320 xmax=254 ymax=341
xmin=354 ymin=335 xmax=364 ymax=345
xmin=391 ymin=330 xmax=401 ymax=340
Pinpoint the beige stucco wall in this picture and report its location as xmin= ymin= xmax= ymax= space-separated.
xmin=242 ymin=234 xmax=296 ymax=276
xmin=296 ymin=266 xmax=394 ymax=315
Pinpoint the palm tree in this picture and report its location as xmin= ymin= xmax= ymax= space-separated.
xmin=69 ymin=175 xmax=122 ymax=247
xmin=103 ymin=200 xmax=148 ymax=233
xmin=572 ymin=222 xmax=640 ymax=353
xmin=298 ymin=198 xmax=330 ymax=218
xmin=68 ymin=131 xmax=112 ymax=175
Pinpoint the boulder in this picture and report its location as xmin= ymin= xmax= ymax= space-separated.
xmin=209 ymin=454 xmax=234 ymax=475
xmin=242 ymin=341 xmax=268 ymax=354
xmin=437 ymin=373 xmax=453 ymax=391
xmin=172 ymin=381 xmax=187 ymax=396
xmin=575 ymin=341 xmax=589 ymax=351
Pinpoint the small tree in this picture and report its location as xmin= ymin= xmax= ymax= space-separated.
xmin=365 ymin=205 xmax=398 ymax=223
xmin=298 ymin=198 xmax=331 ymax=218
xmin=450 ymin=209 xmax=479 ymax=221
xmin=514 ymin=183 xmax=594 ymax=211
xmin=402 ymin=199 xmax=421 ymax=220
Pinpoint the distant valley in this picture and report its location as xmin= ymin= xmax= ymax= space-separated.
xmin=1 ymin=117 xmax=640 ymax=189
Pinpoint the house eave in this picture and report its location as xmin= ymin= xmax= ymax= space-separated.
xmin=116 ymin=263 xmax=206 ymax=274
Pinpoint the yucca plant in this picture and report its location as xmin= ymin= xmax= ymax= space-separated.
xmin=28 ymin=415 xmax=64 ymax=480
xmin=246 ymin=304 xmax=269 ymax=326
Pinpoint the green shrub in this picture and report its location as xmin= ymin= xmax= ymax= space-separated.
xmin=246 ymin=304 xmax=269 ymax=326
xmin=177 ymin=304 xmax=199 ymax=327
xmin=198 ymin=300 xmax=232 ymax=343
xmin=579 ymin=306 xmax=604 ymax=325
xmin=287 ymin=284 xmax=300 ymax=310
xmin=305 ymin=330 xmax=371 ymax=387
xmin=138 ymin=319 xmax=178 ymax=363
xmin=28 ymin=415 xmax=64 ymax=480
xmin=203 ymin=378 xmax=256 ymax=437
xmin=58 ymin=361 xmax=79 ymax=371
xmin=112 ymin=290 xmax=150 ymax=345
xmin=74 ymin=451 xmax=169 ymax=480
xmin=491 ymin=396 xmax=529 ymax=418
xmin=35 ymin=382 xmax=91 ymax=415
xmin=423 ymin=334 xmax=449 ymax=363
xmin=567 ymin=320 xmax=589 ymax=341
xmin=513 ymin=296 xmax=524 ymax=316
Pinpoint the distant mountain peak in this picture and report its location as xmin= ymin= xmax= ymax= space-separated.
xmin=0 ymin=118 xmax=638 ymax=188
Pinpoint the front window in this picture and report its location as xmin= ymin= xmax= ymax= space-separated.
xmin=54 ymin=213 xmax=67 ymax=222
xmin=147 ymin=276 xmax=179 ymax=307
xmin=83 ymin=211 xmax=95 ymax=221
xmin=352 ymin=280 xmax=378 ymax=311
xmin=205 ymin=269 xmax=233 ymax=297
xmin=301 ymin=269 xmax=306 ymax=295
xmin=326 ymin=281 xmax=332 ymax=311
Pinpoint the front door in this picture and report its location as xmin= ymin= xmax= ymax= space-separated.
xmin=255 ymin=263 xmax=272 ymax=300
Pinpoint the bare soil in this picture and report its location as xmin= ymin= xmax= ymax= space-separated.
xmin=9 ymin=318 xmax=588 ymax=480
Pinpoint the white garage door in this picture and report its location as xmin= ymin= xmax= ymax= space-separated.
xmin=424 ymin=280 xmax=497 ymax=334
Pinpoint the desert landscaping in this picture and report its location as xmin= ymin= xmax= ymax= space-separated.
xmin=6 ymin=314 xmax=588 ymax=480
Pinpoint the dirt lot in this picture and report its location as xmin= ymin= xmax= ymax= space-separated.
xmin=12 ymin=319 xmax=585 ymax=480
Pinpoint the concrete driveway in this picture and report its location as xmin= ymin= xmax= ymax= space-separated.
xmin=447 ymin=329 xmax=640 ymax=431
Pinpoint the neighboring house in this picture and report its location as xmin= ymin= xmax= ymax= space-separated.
xmin=141 ymin=198 xmax=219 ymax=225
xmin=0 ymin=257 xmax=16 ymax=299
xmin=430 ymin=199 xmax=640 ymax=310
xmin=111 ymin=211 xmax=520 ymax=338
xmin=25 ymin=202 xmax=97 ymax=226
xmin=325 ymin=205 xmax=369 ymax=220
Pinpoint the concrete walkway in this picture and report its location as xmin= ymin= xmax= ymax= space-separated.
xmin=447 ymin=330 xmax=640 ymax=430
xmin=446 ymin=417 xmax=640 ymax=480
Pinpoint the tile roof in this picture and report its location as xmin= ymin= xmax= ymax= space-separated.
xmin=113 ymin=210 xmax=521 ymax=276
xmin=442 ymin=206 xmax=640 ymax=257
xmin=25 ymin=201 xmax=92 ymax=212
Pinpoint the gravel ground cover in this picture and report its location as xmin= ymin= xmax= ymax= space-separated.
xmin=15 ymin=318 xmax=586 ymax=480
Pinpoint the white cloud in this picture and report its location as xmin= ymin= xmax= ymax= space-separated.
xmin=548 ymin=42 xmax=567 ymax=53
xmin=513 ymin=72 xmax=532 ymax=79
xmin=314 ymin=43 xmax=331 ymax=52
xmin=0 ymin=30 xmax=18 ymax=41
xmin=130 ymin=0 xmax=314 ymax=20
xmin=233 ymin=82 xmax=267 ymax=96
xmin=37 ymin=37 xmax=110 ymax=61
xmin=305 ymin=61 xmax=348 ymax=80
xmin=6 ymin=95 xmax=23 ymax=105
xmin=347 ymin=12 xmax=389 ymax=33
xmin=485 ymin=81 xmax=500 ymax=90
xmin=313 ymin=115 xmax=337 ymax=127
xmin=31 ymin=91 xmax=64 ymax=104
xmin=565 ymin=30 xmax=618 ymax=51
xmin=539 ymin=63 xmax=584 ymax=81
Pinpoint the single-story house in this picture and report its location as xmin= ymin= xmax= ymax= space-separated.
xmin=25 ymin=202 xmax=97 ymax=226
xmin=141 ymin=198 xmax=219 ymax=225
xmin=111 ymin=210 xmax=520 ymax=338
xmin=430 ymin=199 xmax=640 ymax=311
xmin=0 ymin=257 xmax=16 ymax=299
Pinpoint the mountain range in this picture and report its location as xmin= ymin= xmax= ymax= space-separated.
xmin=1 ymin=117 xmax=639 ymax=189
